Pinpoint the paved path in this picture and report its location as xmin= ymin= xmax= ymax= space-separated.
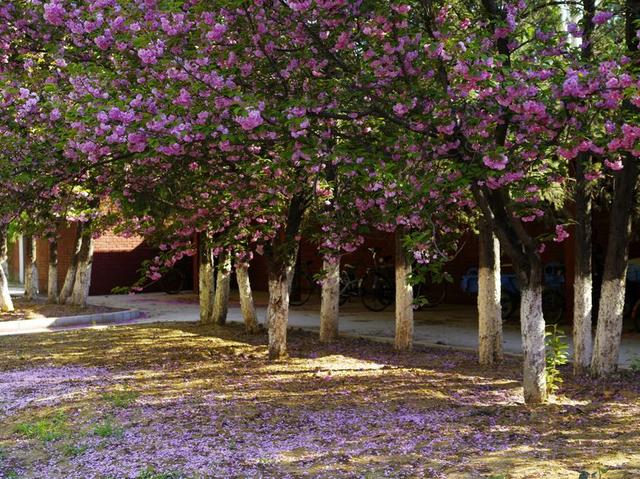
xmin=83 ymin=292 xmax=640 ymax=368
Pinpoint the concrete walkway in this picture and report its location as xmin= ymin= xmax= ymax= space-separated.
xmin=82 ymin=292 xmax=640 ymax=368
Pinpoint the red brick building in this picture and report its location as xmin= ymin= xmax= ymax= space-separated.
xmin=7 ymin=226 xmax=193 ymax=295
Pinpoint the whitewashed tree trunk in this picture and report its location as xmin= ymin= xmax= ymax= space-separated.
xmin=591 ymin=154 xmax=637 ymax=377
xmin=70 ymin=233 xmax=94 ymax=307
xmin=519 ymin=268 xmax=547 ymax=404
xmin=573 ymin=273 xmax=593 ymax=374
xmin=478 ymin=225 xmax=503 ymax=366
xmin=58 ymin=224 xmax=83 ymax=304
xmin=211 ymin=251 xmax=231 ymax=325
xmin=198 ymin=241 xmax=215 ymax=324
xmin=265 ymin=193 xmax=305 ymax=360
xmin=267 ymin=267 xmax=292 ymax=359
xmin=320 ymin=257 xmax=340 ymax=342
xmin=236 ymin=263 xmax=259 ymax=333
xmin=0 ymin=226 xmax=14 ymax=312
xmin=395 ymin=230 xmax=413 ymax=352
xmin=24 ymin=235 xmax=39 ymax=300
xmin=592 ymin=277 xmax=627 ymax=376
xmin=47 ymin=238 xmax=58 ymax=304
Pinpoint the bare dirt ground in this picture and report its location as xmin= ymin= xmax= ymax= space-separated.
xmin=0 ymin=298 xmax=123 ymax=322
xmin=0 ymin=322 xmax=638 ymax=479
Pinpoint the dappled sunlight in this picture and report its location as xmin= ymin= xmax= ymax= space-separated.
xmin=1 ymin=323 xmax=639 ymax=478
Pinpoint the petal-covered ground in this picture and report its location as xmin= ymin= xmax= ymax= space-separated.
xmin=0 ymin=323 xmax=639 ymax=479
xmin=0 ymin=298 xmax=122 ymax=322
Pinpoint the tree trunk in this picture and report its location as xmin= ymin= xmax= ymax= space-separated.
xmin=47 ymin=238 xmax=59 ymax=303
xmin=320 ymin=257 xmax=340 ymax=342
xmin=592 ymin=156 xmax=638 ymax=376
xmin=211 ymin=251 xmax=231 ymax=325
xmin=69 ymin=232 xmax=94 ymax=307
xmin=24 ymin=235 xmax=38 ymax=300
xmin=395 ymin=229 xmax=413 ymax=352
xmin=236 ymin=263 xmax=259 ymax=333
xmin=198 ymin=240 xmax=215 ymax=324
xmin=478 ymin=223 xmax=503 ymax=366
xmin=0 ymin=225 xmax=14 ymax=312
xmin=267 ymin=265 xmax=293 ymax=359
xmin=58 ymin=224 xmax=83 ymax=304
xmin=265 ymin=193 xmax=306 ymax=359
xmin=472 ymin=185 xmax=547 ymax=403
xmin=573 ymin=153 xmax=594 ymax=374
xmin=519 ymin=261 xmax=548 ymax=404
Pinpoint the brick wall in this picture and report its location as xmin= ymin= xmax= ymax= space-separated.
xmin=32 ymin=225 xmax=194 ymax=296
xmin=7 ymin=239 xmax=21 ymax=282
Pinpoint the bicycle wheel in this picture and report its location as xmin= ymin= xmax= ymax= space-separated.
xmin=420 ymin=280 xmax=447 ymax=308
xmin=339 ymin=271 xmax=351 ymax=306
xmin=542 ymin=289 xmax=565 ymax=324
xmin=501 ymin=290 xmax=518 ymax=321
xmin=290 ymin=273 xmax=313 ymax=306
xmin=361 ymin=271 xmax=393 ymax=312
xmin=161 ymin=269 xmax=184 ymax=295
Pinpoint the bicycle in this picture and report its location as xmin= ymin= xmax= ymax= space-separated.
xmin=413 ymin=273 xmax=448 ymax=309
xmin=290 ymin=260 xmax=317 ymax=307
xmin=360 ymin=248 xmax=395 ymax=312
xmin=339 ymin=264 xmax=360 ymax=306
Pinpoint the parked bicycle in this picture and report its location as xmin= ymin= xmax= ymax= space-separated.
xmin=359 ymin=248 xmax=448 ymax=312
xmin=359 ymin=248 xmax=394 ymax=311
xmin=290 ymin=260 xmax=317 ymax=306
xmin=460 ymin=262 xmax=565 ymax=323
xmin=339 ymin=264 xmax=360 ymax=306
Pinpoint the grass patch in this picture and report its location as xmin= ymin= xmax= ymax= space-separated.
xmin=102 ymin=389 xmax=139 ymax=408
xmin=136 ymin=468 xmax=189 ymax=479
xmin=62 ymin=442 xmax=89 ymax=457
xmin=92 ymin=417 xmax=124 ymax=438
xmin=15 ymin=410 xmax=67 ymax=442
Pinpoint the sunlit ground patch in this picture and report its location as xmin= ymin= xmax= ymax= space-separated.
xmin=0 ymin=323 xmax=639 ymax=478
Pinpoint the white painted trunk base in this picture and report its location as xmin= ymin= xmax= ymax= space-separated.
xmin=520 ymin=285 xmax=547 ymax=404
xmin=267 ymin=272 xmax=291 ymax=359
xmin=58 ymin=265 xmax=77 ymax=304
xmin=70 ymin=236 xmax=94 ymax=307
xmin=47 ymin=240 xmax=58 ymax=303
xmin=198 ymin=259 xmax=215 ymax=324
xmin=320 ymin=259 xmax=340 ymax=343
xmin=58 ymin=229 xmax=83 ymax=304
xmin=236 ymin=264 xmax=259 ymax=333
xmin=24 ymin=237 xmax=39 ymax=300
xmin=48 ymin=263 xmax=58 ymax=304
xmin=0 ymin=265 xmax=13 ymax=312
xmin=478 ymin=233 xmax=503 ymax=365
xmin=573 ymin=273 xmax=593 ymax=374
xmin=211 ymin=253 xmax=231 ymax=325
xmin=592 ymin=278 xmax=626 ymax=376
xmin=395 ymin=232 xmax=413 ymax=352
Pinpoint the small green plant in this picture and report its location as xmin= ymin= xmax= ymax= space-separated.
xmin=15 ymin=410 xmax=67 ymax=442
xmin=103 ymin=389 xmax=139 ymax=408
xmin=578 ymin=466 xmax=609 ymax=478
xmin=92 ymin=417 xmax=124 ymax=438
xmin=545 ymin=324 xmax=569 ymax=394
xmin=62 ymin=443 xmax=89 ymax=457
